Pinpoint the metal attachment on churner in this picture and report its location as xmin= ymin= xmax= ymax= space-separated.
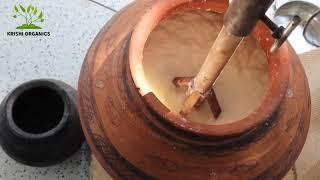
xmin=262 ymin=15 xmax=302 ymax=53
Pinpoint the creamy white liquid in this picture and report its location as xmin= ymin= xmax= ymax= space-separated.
xmin=143 ymin=11 xmax=268 ymax=125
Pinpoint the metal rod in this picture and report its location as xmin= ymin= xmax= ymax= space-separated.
xmin=270 ymin=15 xmax=301 ymax=52
xmin=88 ymin=0 xmax=118 ymax=13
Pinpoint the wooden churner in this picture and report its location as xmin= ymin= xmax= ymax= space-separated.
xmin=178 ymin=0 xmax=276 ymax=118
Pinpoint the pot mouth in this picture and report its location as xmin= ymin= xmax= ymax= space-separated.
xmin=6 ymin=79 xmax=70 ymax=139
xmin=129 ymin=0 xmax=290 ymax=137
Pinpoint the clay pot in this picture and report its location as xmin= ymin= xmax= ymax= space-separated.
xmin=78 ymin=0 xmax=310 ymax=179
xmin=0 ymin=79 xmax=84 ymax=166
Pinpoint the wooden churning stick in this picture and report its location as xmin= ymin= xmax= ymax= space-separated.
xmin=174 ymin=0 xmax=301 ymax=119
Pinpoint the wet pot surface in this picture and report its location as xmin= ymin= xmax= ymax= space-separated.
xmin=78 ymin=0 xmax=310 ymax=179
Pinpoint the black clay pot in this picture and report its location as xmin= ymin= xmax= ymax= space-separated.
xmin=0 ymin=79 xmax=85 ymax=167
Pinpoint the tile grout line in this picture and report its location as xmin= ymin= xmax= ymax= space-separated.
xmin=88 ymin=0 xmax=118 ymax=13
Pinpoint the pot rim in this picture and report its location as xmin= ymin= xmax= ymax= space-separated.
xmin=6 ymin=79 xmax=70 ymax=140
xmin=129 ymin=0 xmax=290 ymax=137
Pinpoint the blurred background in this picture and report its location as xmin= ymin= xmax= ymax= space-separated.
xmin=267 ymin=0 xmax=320 ymax=54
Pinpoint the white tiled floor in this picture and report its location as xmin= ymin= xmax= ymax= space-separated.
xmin=0 ymin=0 xmax=130 ymax=179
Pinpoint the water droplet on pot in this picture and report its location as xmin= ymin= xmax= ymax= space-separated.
xmin=95 ymin=80 xmax=105 ymax=89
xmin=286 ymin=89 xmax=293 ymax=98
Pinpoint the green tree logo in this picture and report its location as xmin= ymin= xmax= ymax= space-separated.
xmin=13 ymin=4 xmax=44 ymax=29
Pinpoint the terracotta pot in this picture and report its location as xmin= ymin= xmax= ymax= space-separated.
xmin=78 ymin=0 xmax=311 ymax=179
xmin=0 ymin=79 xmax=85 ymax=166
